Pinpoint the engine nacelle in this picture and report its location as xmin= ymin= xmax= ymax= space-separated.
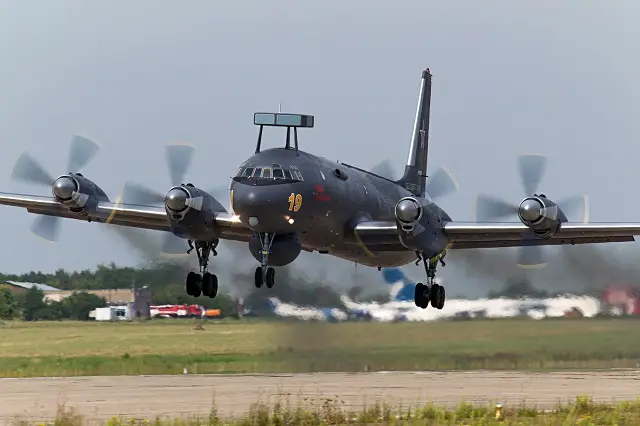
xmin=517 ymin=195 xmax=565 ymax=237
xmin=394 ymin=196 xmax=450 ymax=258
xmin=51 ymin=173 xmax=108 ymax=213
xmin=163 ymin=184 xmax=228 ymax=240
xmin=248 ymin=232 xmax=301 ymax=266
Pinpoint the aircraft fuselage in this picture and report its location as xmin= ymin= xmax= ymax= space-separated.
xmin=230 ymin=147 xmax=448 ymax=268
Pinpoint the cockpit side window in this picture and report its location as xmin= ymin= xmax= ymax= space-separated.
xmin=273 ymin=168 xmax=285 ymax=179
xmin=283 ymin=170 xmax=292 ymax=180
xmin=241 ymin=167 xmax=255 ymax=178
xmin=262 ymin=168 xmax=272 ymax=179
xmin=252 ymin=167 xmax=262 ymax=178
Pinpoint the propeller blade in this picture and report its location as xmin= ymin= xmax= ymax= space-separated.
xmin=426 ymin=166 xmax=458 ymax=200
xmin=67 ymin=135 xmax=100 ymax=172
xmin=108 ymin=226 xmax=163 ymax=260
xmin=30 ymin=215 xmax=61 ymax=242
xmin=166 ymin=143 xmax=195 ymax=186
xmin=11 ymin=152 xmax=55 ymax=187
xmin=122 ymin=182 xmax=165 ymax=205
xmin=557 ymin=194 xmax=589 ymax=223
xmin=369 ymin=159 xmax=397 ymax=181
xmin=475 ymin=194 xmax=518 ymax=222
xmin=517 ymin=154 xmax=547 ymax=196
xmin=160 ymin=233 xmax=190 ymax=257
xmin=517 ymin=245 xmax=547 ymax=268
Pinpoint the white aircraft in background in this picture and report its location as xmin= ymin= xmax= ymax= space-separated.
xmin=267 ymin=297 xmax=348 ymax=322
xmin=340 ymin=268 xmax=602 ymax=321
xmin=266 ymin=268 xmax=602 ymax=322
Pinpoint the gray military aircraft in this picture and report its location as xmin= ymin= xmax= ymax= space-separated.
xmin=3 ymin=68 xmax=640 ymax=310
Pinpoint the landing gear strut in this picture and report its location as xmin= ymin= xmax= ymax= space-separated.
xmin=254 ymin=232 xmax=276 ymax=289
xmin=414 ymin=251 xmax=446 ymax=310
xmin=185 ymin=239 xmax=219 ymax=299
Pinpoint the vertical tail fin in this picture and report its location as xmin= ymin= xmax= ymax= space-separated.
xmin=396 ymin=68 xmax=433 ymax=196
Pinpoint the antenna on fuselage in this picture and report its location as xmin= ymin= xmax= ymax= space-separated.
xmin=253 ymin=112 xmax=315 ymax=156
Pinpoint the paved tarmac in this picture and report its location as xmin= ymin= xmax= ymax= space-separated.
xmin=2 ymin=371 xmax=640 ymax=423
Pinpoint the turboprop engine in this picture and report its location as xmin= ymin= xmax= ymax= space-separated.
xmin=51 ymin=173 xmax=108 ymax=212
xmin=517 ymin=195 xmax=567 ymax=237
xmin=163 ymin=183 xmax=228 ymax=239
xmin=394 ymin=196 xmax=450 ymax=258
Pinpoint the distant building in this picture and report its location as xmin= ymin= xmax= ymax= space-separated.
xmin=0 ymin=281 xmax=60 ymax=294
xmin=45 ymin=286 xmax=152 ymax=319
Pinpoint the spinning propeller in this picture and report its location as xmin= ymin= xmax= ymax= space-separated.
xmin=120 ymin=143 xmax=230 ymax=256
xmin=10 ymin=135 xmax=100 ymax=242
xmin=370 ymin=159 xmax=459 ymax=200
xmin=475 ymin=154 xmax=589 ymax=267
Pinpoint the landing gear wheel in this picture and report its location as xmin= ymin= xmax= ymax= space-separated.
xmin=414 ymin=282 xmax=429 ymax=309
xmin=430 ymin=283 xmax=445 ymax=310
xmin=186 ymin=272 xmax=203 ymax=297
xmin=209 ymin=274 xmax=218 ymax=299
xmin=202 ymin=272 xmax=218 ymax=298
xmin=254 ymin=266 xmax=264 ymax=288
xmin=184 ymin=239 xmax=219 ymax=298
xmin=265 ymin=267 xmax=275 ymax=289
xmin=190 ymin=273 xmax=202 ymax=298
xmin=186 ymin=271 xmax=198 ymax=296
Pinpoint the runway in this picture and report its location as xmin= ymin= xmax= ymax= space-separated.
xmin=2 ymin=371 xmax=640 ymax=423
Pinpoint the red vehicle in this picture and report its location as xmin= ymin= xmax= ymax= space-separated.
xmin=150 ymin=304 xmax=204 ymax=318
xmin=601 ymin=286 xmax=640 ymax=316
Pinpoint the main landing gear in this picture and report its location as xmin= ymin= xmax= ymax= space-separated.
xmin=185 ymin=240 xmax=219 ymax=299
xmin=413 ymin=251 xmax=447 ymax=310
xmin=254 ymin=232 xmax=276 ymax=289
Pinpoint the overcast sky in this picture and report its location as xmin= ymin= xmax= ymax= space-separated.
xmin=1 ymin=1 xmax=640 ymax=297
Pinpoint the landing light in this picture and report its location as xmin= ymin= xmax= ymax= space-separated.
xmin=288 ymin=218 xmax=295 ymax=225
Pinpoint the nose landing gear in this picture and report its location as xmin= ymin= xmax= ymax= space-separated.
xmin=254 ymin=232 xmax=276 ymax=289
xmin=184 ymin=239 xmax=219 ymax=298
xmin=413 ymin=251 xmax=447 ymax=310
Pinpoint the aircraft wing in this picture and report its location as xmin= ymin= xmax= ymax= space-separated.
xmin=441 ymin=222 xmax=640 ymax=249
xmin=353 ymin=220 xmax=640 ymax=250
xmin=0 ymin=192 xmax=252 ymax=242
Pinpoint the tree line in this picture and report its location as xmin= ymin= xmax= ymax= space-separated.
xmin=0 ymin=286 xmax=107 ymax=321
xmin=0 ymin=260 xmax=389 ymax=321
xmin=0 ymin=260 xmax=554 ymax=322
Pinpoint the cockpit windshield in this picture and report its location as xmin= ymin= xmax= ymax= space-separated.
xmin=234 ymin=164 xmax=304 ymax=183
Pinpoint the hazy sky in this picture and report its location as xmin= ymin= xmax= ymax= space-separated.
xmin=1 ymin=1 xmax=640 ymax=297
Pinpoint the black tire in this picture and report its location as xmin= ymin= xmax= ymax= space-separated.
xmin=186 ymin=271 xmax=197 ymax=296
xmin=430 ymin=284 xmax=445 ymax=310
xmin=202 ymin=272 xmax=213 ymax=297
xmin=254 ymin=266 xmax=263 ymax=288
xmin=192 ymin=274 xmax=202 ymax=298
xmin=209 ymin=274 xmax=219 ymax=299
xmin=266 ymin=267 xmax=275 ymax=288
xmin=414 ymin=283 xmax=429 ymax=309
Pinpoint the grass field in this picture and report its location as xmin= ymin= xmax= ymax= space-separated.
xmin=11 ymin=396 xmax=640 ymax=425
xmin=1 ymin=317 xmax=640 ymax=377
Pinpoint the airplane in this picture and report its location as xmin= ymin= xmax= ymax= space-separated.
xmin=266 ymin=297 xmax=349 ymax=322
xmin=4 ymin=67 xmax=640 ymax=311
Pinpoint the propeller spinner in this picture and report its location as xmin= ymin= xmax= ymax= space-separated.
xmin=475 ymin=154 xmax=589 ymax=267
xmin=10 ymin=135 xmax=100 ymax=242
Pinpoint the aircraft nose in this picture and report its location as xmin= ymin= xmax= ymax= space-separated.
xmin=232 ymin=184 xmax=298 ymax=232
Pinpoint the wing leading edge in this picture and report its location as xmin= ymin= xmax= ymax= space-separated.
xmin=353 ymin=220 xmax=640 ymax=250
xmin=0 ymin=192 xmax=252 ymax=242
